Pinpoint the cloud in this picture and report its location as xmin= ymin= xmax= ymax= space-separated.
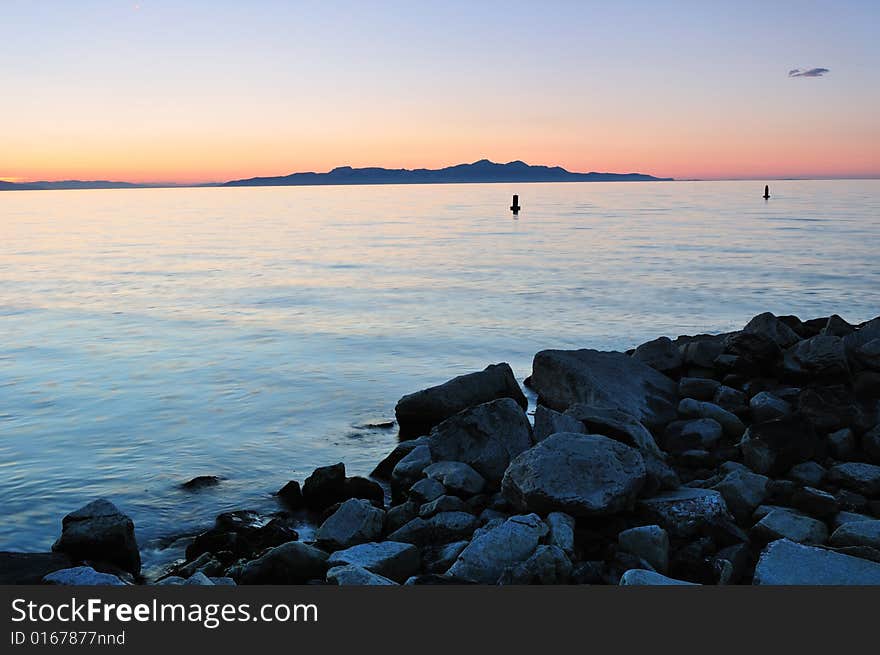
xmin=788 ymin=67 xmax=830 ymax=78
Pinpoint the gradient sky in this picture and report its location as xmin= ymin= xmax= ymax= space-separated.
xmin=2 ymin=0 xmax=879 ymax=183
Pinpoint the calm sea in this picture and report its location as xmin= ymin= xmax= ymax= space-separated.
xmin=2 ymin=180 xmax=879 ymax=571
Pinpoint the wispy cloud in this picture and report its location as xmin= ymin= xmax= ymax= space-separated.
xmin=789 ymin=67 xmax=830 ymax=78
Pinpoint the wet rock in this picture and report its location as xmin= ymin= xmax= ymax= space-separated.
xmin=386 ymin=511 xmax=478 ymax=547
xmin=43 ymin=566 xmax=128 ymax=586
xmin=678 ymin=377 xmax=720 ymax=401
xmin=447 ymin=514 xmax=548 ymax=583
xmin=325 ymin=541 xmax=419 ymax=583
xmin=391 ymin=444 xmax=433 ymax=489
xmin=177 ymin=552 xmax=224 ymax=579
xmin=181 ymin=475 xmax=221 ymax=491
xmin=751 ymin=508 xmax=828 ymax=545
xmin=712 ymin=469 xmax=769 ymax=523
xmin=828 ymin=428 xmax=858 ymax=460
xmin=315 ymin=499 xmax=384 ymax=551
xmin=618 ymin=525 xmax=669 ymax=573
xmin=327 ymin=565 xmax=398 ymax=585
xmin=619 ymin=569 xmax=698 ymax=586
xmin=750 ymin=392 xmax=792 ymax=423
xmin=498 ymin=545 xmax=572 ymax=585
xmin=753 ymin=538 xmax=880 ymax=584
xmin=531 ymin=348 xmax=679 ymax=430
xmin=632 ymin=336 xmax=683 ymax=375
xmin=371 ymin=437 xmax=429 ymax=479
xmin=663 ymin=419 xmax=722 ymax=453
xmin=739 ymin=413 xmax=818 ymax=476
xmin=678 ymin=399 xmax=745 ymax=440
xmin=303 ymin=463 xmax=347 ymax=511
xmin=428 ymin=398 xmax=533 ymax=482
xmin=502 ymin=433 xmax=646 ymax=517
xmin=743 ymin=312 xmax=801 ymax=349
xmin=533 ymin=405 xmax=585 ymax=442
xmin=637 ymin=488 xmax=731 ymax=538
xmin=828 ymin=462 xmax=880 ymax=496
xmin=784 ymin=335 xmax=850 ymax=382
xmin=52 ymin=499 xmax=140 ymax=575
xmin=276 ymin=480 xmax=304 ymax=509
xmin=234 ymin=542 xmax=328 ymax=584
xmin=564 ymin=404 xmax=663 ymax=458
xmin=423 ymin=461 xmax=485 ymax=497
xmin=829 ymin=520 xmax=880 ymax=550
xmin=0 ymin=552 xmax=73 ymax=585
xmin=546 ymin=512 xmax=575 ymax=558
xmin=395 ymin=363 xmax=527 ymax=437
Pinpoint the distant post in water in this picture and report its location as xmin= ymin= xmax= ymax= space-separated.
xmin=510 ymin=194 xmax=521 ymax=214
xmin=763 ymin=185 xmax=770 ymax=199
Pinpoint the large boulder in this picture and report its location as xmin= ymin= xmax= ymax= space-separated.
xmin=302 ymin=463 xmax=347 ymax=510
xmin=530 ymin=349 xmax=678 ymax=430
xmin=618 ymin=525 xmax=669 ymax=574
xmin=326 ymin=541 xmax=420 ymax=582
xmin=395 ymin=363 xmax=527 ymax=437
xmin=423 ymin=461 xmax=485 ymax=496
xmin=783 ymin=335 xmax=850 ymax=382
xmin=753 ymin=538 xmax=880 ymax=585
xmin=428 ymin=398 xmax=533 ymax=482
xmin=830 ymin=520 xmax=880 ymax=550
xmin=51 ymin=499 xmax=140 ymax=575
xmin=315 ymin=499 xmax=384 ymax=551
xmin=631 ymin=336 xmax=683 ymax=375
xmin=386 ymin=511 xmax=479 ymax=547
xmin=498 ymin=545 xmax=573 ymax=585
xmin=743 ymin=312 xmax=801 ymax=349
xmin=533 ymin=405 xmax=585 ymax=442
xmin=828 ymin=462 xmax=880 ymax=497
xmin=234 ymin=541 xmax=328 ymax=584
xmin=371 ymin=436 xmax=429 ymax=479
xmin=447 ymin=514 xmax=548 ymax=583
xmin=636 ymin=488 xmax=731 ymax=538
xmin=739 ymin=413 xmax=819 ymax=476
xmin=564 ymin=404 xmax=663 ymax=458
xmin=663 ymin=419 xmax=722 ymax=453
xmin=751 ymin=509 xmax=828 ymax=545
xmin=749 ymin=392 xmax=792 ymax=423
xmin=502 ymin=433 xmax=646 ymax=517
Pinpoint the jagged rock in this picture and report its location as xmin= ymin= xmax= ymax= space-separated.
xmin=564 ymin=404 xmax=663 ymax=458
xmin=181 ymin=475 xmax=221 ymax=491
xmin=186 ymin=511 xmax=298 ymax=562
xmin=424 ymin=541 xmax=469 ymax=574
xmin=345 ymin=476 xmax=385 ymax=506
xmin=632 ymin=336 xmax=683 ymax=374
xmin=546 ymin=512 xmax=575 ymax=557
xmin=637 ymin=488 xmax=731 ymax=538
xmin=751 ymin=508 xmax=828 ymax=545
xmin=678 ymin=377 xmax=720 ymax=401
xmin=618 ymin=525 xmax=669 ymax=573
xmin=502 ymin=433 xmax=646 ymax=517
xmin=829 ymin=520 xmax=880 ymax=550
xmin=678 ymin=399 xmax=745 ymax=439
xmin=783 ymin=335 xmax=850 ymax=381
xmin=753 ymin=538 xmax=880 ymax=584
xmin=315 ymin=499 xmax=384 ymax=550
xmin=43 ymin=566 xmax=128 ymax=586
xmin=371 ymin=436 xmax=429 ymax=479
xmin=619 ymin=569 xmax=698 ymax=586
xmin=385 ymin=501 xmax=420 ymax=533
xmin=743 ymin=312 xmax=801 ymax=348
xmin=386 ymin=511 xmax=478 ymax=547
xmin=750 ymin=392 xmax=792 ymax=423
xmin=663 ymin=418 xmax=722 ymax=452
xmin=498 ymin=545 xmax=572 ymax=585
xmin=428 ymin=398 xmax=533 ymax=482
xmin=394 ymin=363 xmax=527 ymax=437
xmin=326 ymin=541 xmax=420 ymax=582
xmin=828 ymin=428 xmax=858 ymax=460
xmin=533 ymin=405 xmax=585 ymax=441
xmin=828 ymin=462 xmax=880 ymax=496
xmin=419 ymin=495 xmax=467 ymax=518
xmin=723 ymin=331 xmax=782 ymax=375
xmin=234 ymin=542 xmax=328 ymax=584
xmin=303 ymin=463 xmax=347 ymax=510
xmin=327 ymin=565 xmax=398 ymax=585
xmin=408 ymin=478 xmax=446 ymax=504
xmin=423 ymin=461 xmax=485 ymax=496
xmin=530 ymin=349 xmax=678 ymax=430
xmin=822 ymin=314 xmax=856 ymax=338
xmin=843 ymin=317 xmax=880 ymax=361
xmin=51 ymin=499 xmax=140 ymax=575
xmin=739 ymin=413 xmax=818 ymax=476
xmin=391 ymin=444 xmax=433 ymax=488
xmin=276 ymin=480 xmax=304 ymax=508
xmin=712 ymin=469 xmax=769 ymax=523
xmin=447 ymin=514 xmax=548 ymax=583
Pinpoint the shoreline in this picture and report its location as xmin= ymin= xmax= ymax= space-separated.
xmin=3 ymin=310 xmax=880 ymax=586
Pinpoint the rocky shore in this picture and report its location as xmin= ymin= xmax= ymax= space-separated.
xmin=4 ymin=311 xmax=880 ymax=586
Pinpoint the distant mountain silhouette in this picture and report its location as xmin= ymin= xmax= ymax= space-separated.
xmin=0 ymin=180 xmax=147 ymax=191
xmin=224 ymin=159 xmax=672 ymax=187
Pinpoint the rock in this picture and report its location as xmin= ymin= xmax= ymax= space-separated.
xmin=714 ymin=543 xmax=753 ymax=584
xmin=533 ymin=405 xmax=586 ymax=442
xmin=498 ymin=545 xmax=572 ymax=585
xmin=546 ymin=512 xmax=575 ymax=558
xmin=828 ymin=428 xmax=858 ymax=460
xmin=743 ymin=312 xmax=801 ymax=348
xmin=663 ymin=419 xmax=722 ymax=453
xmin=863 ymin=425 xmax=880 ymax=463
xmin=678 ymin=377 xmax=721 ymax=401
xmin=183 ymin=572 xmax=215 ymax=586
xmin=181 ymin=475 xmax=221 ymax=491
xmin=177 ymin=552 xmax=223 ymax=579
xmin=750 ymin=392 xmax=792 ymax=423
xmin=856 ymin=339 xmax=880 ymax=371
xmin=642 ymin=454 xmax=681 ymax=494
xmin=51 ymin=499 xmax=140 ymax=575
xmin=327 ymin=565 xmax=398 ymax=585
xmin=713 ymin=386 xmax=748 ymax=415
xmin=753 ymin=538 xmax=880 ymax=584
xmin=632 ymin=336 xmax=683 ymax=374
xmin=637 ymin=488 xmax=731 ymax=538
xmin=822 ymin=314 xmax=856 ymax=338
xmin=678 ymin=399 xmax=745 ymax=440
xmin=371 ymin=436 xmax=429 ymax=479
xmin=428 ymin=398 xmax=533 ymax=482
xmin=323 ymin=541 xmax=418 ymax=582
xmin=723 ymin=331 xmax=781 ymax=375
xmin=787 ymin=462 xmax=826 ymax=487
xmin=739 ymin=413 xmax=818 ymax=476
xmin=712 ymin=470 xmax=769 ymax=523
xmin=828 ymin=462 xmax=880 ymax=496
xmin=832 ymin=511 xmax=876 ymax=530
xmin=276 ymin=480 xmax=304 ymax=508
xmin=385 ymin=501 xmax=420 ymax=533
xmin=234 ymin=542 xmax=328 ymax=584
xmin=798 ymin=385 xmax=869 ymax=433
xmin=186 ymin=511 xmax=298 ymax=562
xmin=404 ymin=574 xmax=476 ymax=585
xmin=391 ymin=445 xmax=433 ymax=488
xmin=751 ymin=509 xmax=828 ymax=545
xmin=829 ymin=520 xmax=880 ymax=550
xmin=680 ymin=335 xmax=727 ymax=370
xmin=447 ymin=514 xmax=548 ymax=583
xmin=619 ymin=569 xmax=698 ymax=586
xmin=843 ymin=317 xmax=880 ymax=361
xmin=302 ymin=463 xmax=347 ymax=510
xmin=0 ymin=552 xmax=73 ymax=585
xmin=315 ymin=499 xmax=384 ymax=550
xmin=783 ymin=335 xmax=850 ymax=382
xmin=531 ymin=348 xmax=679 ymax=430
xmin=419 ymin=495 xmax=467 ymax=518
xmin=423 ymin=461 xmax=485 ymax=496
xmin=43 ymin=566 xmax=128 ymax=586
xmin=408 ymin=478 xmax=445 ymax=504
xmin=618 ymin=525 xmax=669 ymax=573
xmin=564 ymin=404 xmax=663 ymax=458
xmin=395 ymin=363 xmax=527 ymax=437
xmin=791 ymin=485 xmax=840 ymax=519
xmin=502 ymin=433 xmax=646 ymax=517
xmin=386 ymin=511 xmax=478 ymax=547
xmin=345 ymin=476 xmax=385 ymax=506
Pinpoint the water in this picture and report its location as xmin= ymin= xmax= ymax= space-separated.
xmin=2 ymin=180 xmax=879 ymax=569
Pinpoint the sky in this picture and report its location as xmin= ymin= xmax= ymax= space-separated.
xmin=1 ymin=0 xmax=879 ymax=183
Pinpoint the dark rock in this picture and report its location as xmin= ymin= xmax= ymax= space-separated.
xmin=637 ymin=488 xmax=731 ymax=538
xmin=713 ymin=386 xmax=749 ymax=415
xmin=386 ymin=511 xmax=479 ymax=547
xmin=502 ymin=433 xmax=646 ymax=517
xmin=863 ymin=424 xmax=880 ymax=463
xmin=743 ymin=312 xmax=801 ymax=348
xmin=828 ymin=427 xmax=858 ymax=460
xmin=821 ymin=314 xmax=856 ymax=338
xmin=739 ymin=413 xmax=819 ymax=476
xmin=778 ymin=315 xmax=814 ymax=339
xmin=408 ymin=478 xmax=445 ymax=504
xmin=855 ymin=339 xmax=880 ymax=371
xmin=326 ymin=541 xmax=420 ymax=582
xmin=315 ymin=499 xmax=384 ymax=551
xmin=498 ymin=545 xmax=572 ymax=585
xmin=423 ymin=540 xmax=469 ymax=574
xmin=345 ymin=476 xmax=385 ymax=507
xmin=787 ymin=462 xmax=826 ymax=487
xmin=326 ymin=565 xmax=397 ymax=585
xmin=391 ymin=444 xmax=433 ymax=489
xmin=303 ymin=463 xmax=347 ymax=510
xmin=564 ymin=404 xmax=663 ymax=458
xmin=753 ymin=538 xmax=880 ymax=584
xmin=419 ymin=495 xmax=468 ymax=518
xmin=631 ymin=336 xmax=683 ymax=374
xmin=678 ymin=377 xmax=720 ymax=401
xmin=570 ymin=560 xmax=606 ymax=585
xmin=618 ymin=525 xmax=669 ymax=573
xmin=723 ymin=331 xmax=781 ymax=375
xmin=714 ymin=543 xmax=753 ymax=584
xmin=749 ymin=391 xmax=792 ymax=423
xmin=384 ymin=501 xmax=420 ymax=533
xmin=546 ymin=512 xmax=575 ymax=557
xmin=447 ymin=514 xmax=548 ymax=583
xmin=371 ymin=437 xmax=429 ymax=479
xmin=680 ymin=336 xmax=727 ymax=370
xmin=276 ymin=480 xmax=304 ymax=509
xmin=423 ymin=461 xmax=485 ymax=497
xmin=181 ymin=475 xmax=221 ymax=491
xmin=828 ymin=462 xmax=880 ymax=496
xmin=712 ymin=469 xmax=769 ymax=523
xmin=52 ymin=499 xmax=140 ymax=575
xmin=678 ymin=398 xmax=745 ymax=440
xmin=234 ymin=542 xmax=328 ymax=584
xmin=533 ymin=405 xmax=585 ymax=442
xmin=394 ymin=363 xmax=527 ymax=437
xmin=829 ymin=520 xmax=880 ymax=550
xmin=751 ymin=509 xmax=828 ymax=545
xmin=0 ymin=552 xmax=73 ymax=585
xmin=530 ymin=349 xmax=678 ymax=430
xmin=428 ymin=398 xmax=532 ymax=483
xmin=403 ymin=574 xmax=476 ymax=585
xmin=798 ymin=385 xmax=868 ymax=433
xmin=783 ymin=335 xmax=850 ymax=382
xmin=44 ymin=566 xmax=128 ymax=586
xmin=619 ymin=569 xmax=698 ymax=585
xmin=663 ymin=419 xmax=722 ymax=453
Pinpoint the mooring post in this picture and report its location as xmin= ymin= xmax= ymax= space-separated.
xmin=763 ymin=185 xmax=770 ymax=199
xmin=510 ymin=194 xmax=521 ymax=214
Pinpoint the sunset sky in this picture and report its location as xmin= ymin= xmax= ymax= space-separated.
xmin=2 ymin=1 xmax=879 ymax=184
